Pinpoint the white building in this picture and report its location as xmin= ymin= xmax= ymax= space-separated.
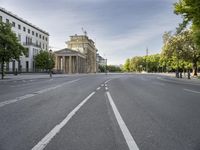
xmin=0 ymin=7 xmax=49 ymax=72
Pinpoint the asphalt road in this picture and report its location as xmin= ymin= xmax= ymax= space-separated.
xmin=0 ymin=73 xmax=200 ymax=150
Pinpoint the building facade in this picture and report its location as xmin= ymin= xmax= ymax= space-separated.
xmin=96 ymin=53 xmax=107 ymax=72
xmin=0 ymin=7 xmax=49 ymax=72
xmin=54 ymin=49 xmax=86 ymax=74
xmin=66 ymin=35 xmax=97 ymax=73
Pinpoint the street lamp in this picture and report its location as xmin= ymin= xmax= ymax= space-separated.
xmin=105 ymin=58 xmax=107 ymax=75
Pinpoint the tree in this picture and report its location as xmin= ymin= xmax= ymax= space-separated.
xmin=129 ymin=56 xmax=144 ymax=72
xmin=107 ymin=65 xmax=122 ymax=72
xmin=146 ymin=54 xmax=160 ymax=72
xmin=174 ymin=0 xmax=200 ymax=52
xmin=35 ymin=50 xmax=55 ymax=71
xmin=98 ymin=65 xmax=106 ymax=72
xmin=123 ymin=58 xmax=130 ymax=72
xmin=0 ymin=22 xmax=27 ymax=79
xmin=161 ymin=30 xmax=199 ymax=75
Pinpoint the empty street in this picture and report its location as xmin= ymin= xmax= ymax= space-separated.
xmin=0 ymin=74 xmax=200 ymax=150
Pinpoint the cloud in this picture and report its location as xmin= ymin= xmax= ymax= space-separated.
xmin=1 ymin=0 xmax=181 ymax=65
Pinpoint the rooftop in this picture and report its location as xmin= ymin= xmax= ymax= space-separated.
xmin=0 ymin=7 xmax=49 ymax=35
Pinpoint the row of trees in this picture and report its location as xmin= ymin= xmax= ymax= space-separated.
xmin=124 ymin=0 xmax=200 ymax=76
xmin=98 ymin=65 xmax=122 ymax=73
xmin=124 ymin=54 xmax=161 ymax=72
xmin=124 ymin=30 xmax=200 ymax=75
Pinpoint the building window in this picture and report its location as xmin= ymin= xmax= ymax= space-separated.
xmin=28 ymin=29 xmax=30 ymax=34
xmin=23 ymin=27 xmax=26 ymax=32
xmin=36 ymin=33 xmax=38 ymax=37
xmin=18 ymin=24 xmax=21 ymax=30
xmin=42 ymin=36 xmax=44 ymax=40
xmin=18 ymin=34 xmax=21 ymax=41
xmin=0 ymin=16 xmax=2 ymax=22
xmin=25 ymin=50 xmax=29 ymax=57
xmin=12 ymin=22 xmax=15 ymax=27
xmin=32 ymin=31 xmax=34 ymax=36
xmin=39 ymin=34 xmax=41 ymax=39
xmin=45 ymin=37 xmax=48 ymax=41
xmin=6 ymin=19 xmax=9 ymax=24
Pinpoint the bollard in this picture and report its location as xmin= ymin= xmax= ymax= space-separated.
xmin=188 ymin=70 xmax=191 ymax=79
xmin=14 ymin=69 xmax=18 ymax=76
xmin=180 ymin=72 xmax=182 ymax=78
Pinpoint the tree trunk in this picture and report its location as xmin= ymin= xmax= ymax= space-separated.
xmin=1 ymin=61 xmax=4 ymax=79
xmin=192 ymin=61 xmax=198 ymax=76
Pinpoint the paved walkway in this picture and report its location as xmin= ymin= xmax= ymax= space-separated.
xmin=0 ymin=73 xmax=79 ymax=81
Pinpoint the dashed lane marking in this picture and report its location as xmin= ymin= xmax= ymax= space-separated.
xmin=0 ymin=78 xmax=80 ymax=108
xmin=105 ymin=79 xmax=112 ymax=84
xmin=106 ymin=91 xmax=139 ymax=150
xmin=183 ymin=88 xmax=200 ymax=94
xmin=31 ymin=91 xmax=95 ymax=150
xmin=96 ymin=87 xmax=101 ymax=90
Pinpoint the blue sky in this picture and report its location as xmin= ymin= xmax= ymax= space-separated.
xmin=0 ymin=0 xmax=181 ymax=65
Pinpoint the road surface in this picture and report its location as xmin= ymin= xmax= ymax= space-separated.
xmin=0 ymin=74 xmax=200 ymax=150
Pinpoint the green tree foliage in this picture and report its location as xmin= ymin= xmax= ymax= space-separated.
xmin=129 ymin=56 xmax=144 ymax=72
xmin=0 ymin=22 xmax=27 ymax=79
xmin=162 ymin=30 xmax=199 ymax=75
xmin=174 ymin=0 xmax=200 ymax=47
xmin=98 ymin=64 xmax=122 ymax=72
xmin=98 ymin=65 xmax=106 ymax=72
xmin=35 ymin=50 xmax=55 ymax=71
xmin=123 ymin=58 xmax=130 ymax=72
xmin=107 ymin=65 xmax=122 ymax=72
xmin=123 ymin=54 xmax=162 ymax=73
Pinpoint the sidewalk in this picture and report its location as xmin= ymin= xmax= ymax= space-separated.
xmin=0 ymin=73 xmax=76 ymax=81
xmin=151 ymin=72 xmax=200 ymax=81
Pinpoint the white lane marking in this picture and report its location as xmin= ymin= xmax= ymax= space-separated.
xmin=106 ymin=92 xmax=139 ymax=150
xmin=105 ymin=87 xmax=108 ymax=90
xmin=105 ymin=84 xmax=107 ymax=87
xmin=0 ymin=94 xmax=36 ymax=107
xmin=31 ymin=91 xmax=95 ymax=150
xmin=0 ymin=78 xmax=80 ymax=108
xmin=183 ymin=88 xmax=200 ymax=94
xmin=105 ymin=79 xmax=111 ymax=84
xmin=101 ymin=84 xmax=104 ymax=87
xmin=96 ymin=87 xmax=101 ymax=90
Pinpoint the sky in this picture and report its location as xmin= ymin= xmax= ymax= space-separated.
xmin=0 ymin=0 xmax=182 ymax=65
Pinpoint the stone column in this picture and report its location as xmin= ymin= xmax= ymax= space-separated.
xmin=76 ymin=55 xmax=79 ymax=73
xmin=62 ymin=56 xmax=65 ymax=73
xmin=69 ymin=56 xmax=72 ymax=74
xmin=58 ymin=56 xmax=61 ymax=70
xmin=55 ymin=56 xmax=58 ymax=70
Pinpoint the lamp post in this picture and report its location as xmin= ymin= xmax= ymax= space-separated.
xmin=105 ymin=58 xmax=107 ymax=75
xmin=49 ymin=49 xmax=52 ymax=78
